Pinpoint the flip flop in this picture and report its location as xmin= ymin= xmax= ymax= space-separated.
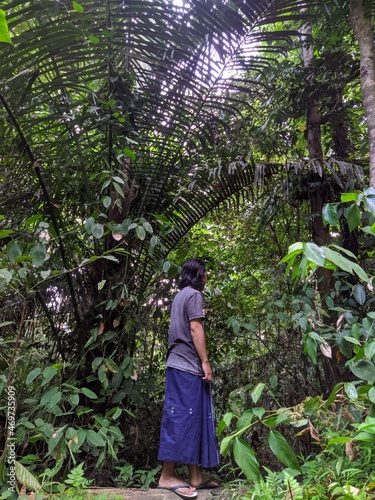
xmin=196 ymin=479 xmax=220 ymax=490
xmin=157 ymin=484 xmax=198 ymax=499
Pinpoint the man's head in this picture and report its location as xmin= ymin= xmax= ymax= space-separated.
xmin=179 ymin=258 xmax=207 ymax=291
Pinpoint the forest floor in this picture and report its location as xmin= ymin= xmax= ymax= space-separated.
xmin=86 ymin=486 xmax=234 ymax=500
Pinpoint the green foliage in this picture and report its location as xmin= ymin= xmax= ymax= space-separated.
xmin=0 ymin=9 xmax=11 ymax=44
xmin=1 ymin=0 xmax=375 ymax=496
xmin=114 ymin=463 xmax=161 ymax=488
xmin=64 ymin=463 xmax=91 ymax=489
xmin=220 ymin=381 xmax=375 ymax=498
xmin=281 ymin=242 xmax=369 ymax=283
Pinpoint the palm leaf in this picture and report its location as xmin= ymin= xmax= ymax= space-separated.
xmin=0 ymin=0 xmax=315 ymax=333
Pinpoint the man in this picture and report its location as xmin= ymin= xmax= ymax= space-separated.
xmin=157 ymin=258 xmax=219 ymax=500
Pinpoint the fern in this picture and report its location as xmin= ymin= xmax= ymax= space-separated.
xmin=64 ymin=463 xmax=91 ymax=489
xmin=283 ymin=472 xmax=303 ymax=500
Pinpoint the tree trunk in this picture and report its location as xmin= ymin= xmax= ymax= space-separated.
xmin=300 ymin=15 xmax=343 ymax=392
xmin=300 ymin=19 xmax=332 ymax=287
xmin=350 ymin=0 xmax=375 ymax=186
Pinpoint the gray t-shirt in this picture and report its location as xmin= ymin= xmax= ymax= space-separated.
xmin=166 ymin=286 xmax=205 ymax=376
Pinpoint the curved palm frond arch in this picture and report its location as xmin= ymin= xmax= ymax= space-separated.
xmin=0 ymin=0 xmax=314 ymax=345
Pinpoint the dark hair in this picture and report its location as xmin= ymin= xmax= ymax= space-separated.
xmin=178 ymin=258 xmax=206 ymax=291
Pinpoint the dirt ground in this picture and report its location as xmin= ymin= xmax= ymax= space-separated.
xmin=86 ymin=486 xmax=233 ymax=500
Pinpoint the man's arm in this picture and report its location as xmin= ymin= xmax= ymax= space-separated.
xmin=190 ymin=318 xmax=213 ymax=382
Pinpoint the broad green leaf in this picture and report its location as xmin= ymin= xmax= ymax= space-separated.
xmin=150 ymin=235 xmax=158 ymax=248
xmin=0 ymin=269 xmax=12 ymax=291
xmin=92 ymin=223 xmax=104 ymax=239
xmin=341 ymin=192 xmax=358 ymax=203
xmin=81 ymin=387 xmax=98 ymax=399
xmin=361 ymin=225 xmax=375 ymax=235
xmin=102 ymin=255 xmax=119 ymax=262
xmin=356 ymin=423 xmax=375 ymax=434
xmin=323 ymin=247 xmax=352 ymax=273
xmin=7 ymin=240 xmax=23 ymax=264
xmin=113 ymin=182 xmax=125 ymax=198
xmin=49 ymin=391 xmax=62 ymax=408
xmin=106 ymin=407 xmax=122 ymax=420
xmin=84 ymin=217 xmax=95 ymax=234
xmin=236 ymin=409 xmax=254 ymax=431
xmin=86 ymin=429 xmax=106 ymax=447
xmin=330 ymin=244 xmax=357 ymax=260
xmin=233 ymin=437 xmax=260 ymax=482
xmin=279 ymin=243 xmax=303 ymax=264
xmin=220 ymin=435 xmax=235 ymax=456
xmin=263 ymin=413 xmax=290 ymax=427
xmin=102 ymin=196 xmax=112 ymax=208
xmin=68 ymin=393 xmax=80 ymax=407
xmin=26 ymin=368 xmax=41 ymax=385
xmin=98 ymin=364 xmax=109 ymax=390
xmin=98 ymin=279 xmax=106 ymax=290
xmin=324 ymin=383 xmax=344 ymax=409
xmin=88 ymin=35 xmax=99 ymax=44
xmin=288 ymin=241 xmax=304 ymax=253
xmin=343 ymin=336 xmax=361 ymax=346
xmin=304 ymin=243 xmax=325 ymax=267
xmin=305 ymin=337 xmax=317 ymax=365
xmin=353 ymin=284 xmax=366 ymax=305
xmin=251 ymin=383 xmax=266 ymax=404
xmin=368 ymin=387 xmax=375 ymax=403
xmin=327 ymin=436 xmax=352 ymax=445
xmin=122 ymin=356 xmax=134 ymax=378
xmin=111 ymin=371 xmax=124 ymax=389
xmin=104 ymin=357 xmax=119 ymax=373
xmin=344 ymin=382 xmax=357 ymax=401
xmin=40 ymin=387 xmax=59 ymax=407
xmin=41 ymin=366 xmax=58 ymax=387
xmin=217 ymin=412 xmax=234 ymax=437
xmin=304 ymin=398 xmax=321 ymax=415
xmin=0 ymin=9 xmax=12 ymax=44
xmin=347 ymin=203 xmax=361 ymax=231
xmin=111 ymin=390 xmax=127 ymax=404
xmin=268 ymin=430 xmax=301 ymax=471
xmin=135 ymin=225 xmax=146 ymax=240
xmin=30 ymin=243 xmax=47 ymax=267
xmin=15 ymin=461 xmax=42 ymax=492
xmin=349 ymin=360 xmax=375 ymax=382
xmin=365 ymin=340 xmax=375 ymax=360
xmin=142 ymin=221 xmax=153 ymax=234
xmin=48 ymin=426 xmax=67 ymax=455
xmin=0 ymin=229 xmax=14 ymax=239
xmin=67 ymin=428 xmax=86 ymax=452
xmin=253 ymin=407 xmax=266 ymax=420
xmin=92 ymin=357 xmax=104 ymax=371
xmin=112 ymin=176 xmax=125 ymax=185
xmin=322 ymin=203 xmax=339 ymax=227
xmin=352 ymin=262 xmax=371 ymax=283
xmin=353 ymin=431 xmax=375 ymax=441
xmin=123 ymin=148 xmax=136 ymax=160
xmin=163 ymin=260 xmax=171 ymax=273
xmin=363 ymin=191 xmax=375 ymax=217
xmin=72 ymin=1 xmax=85 ymax=13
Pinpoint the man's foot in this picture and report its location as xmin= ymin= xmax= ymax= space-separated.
xmin=189 ymin=478 xmax=220 ymax=489
xmin=157 ymin=481 xmax=197 ymax=499
xmin=158 ymin=477 xmax=197 ymax=498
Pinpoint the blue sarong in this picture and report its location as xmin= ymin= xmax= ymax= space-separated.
xmin=158 ymin=367 xmax=220 ymax=468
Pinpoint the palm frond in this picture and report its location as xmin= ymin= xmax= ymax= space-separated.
xmin=0 ymin=0 xmax=315 ymax=331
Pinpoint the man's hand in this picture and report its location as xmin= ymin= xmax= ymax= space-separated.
xmin=202 ymin=360 xmax=213 ymax=383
